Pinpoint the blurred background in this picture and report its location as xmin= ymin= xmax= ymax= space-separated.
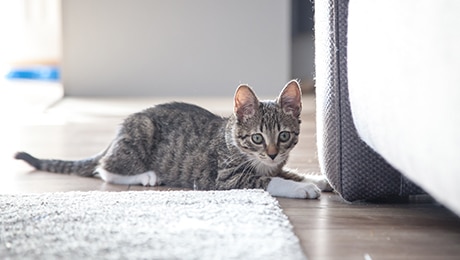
xmin=0 ymin=0 xmax=314 ymax=97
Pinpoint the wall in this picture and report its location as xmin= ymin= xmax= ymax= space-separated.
xmin=0 ymin=0 xmax=60 ymax=66
xmin=62 ymin=0 xmax=290 ymax=97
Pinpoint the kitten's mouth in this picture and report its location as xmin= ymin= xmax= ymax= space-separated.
xmin=261 ymin=156 xmax=281 ymax=167
xmin=263 ymin=161 xmax=278 ymax=167
xmin=251 ymin=152 xmax=284 ymax=167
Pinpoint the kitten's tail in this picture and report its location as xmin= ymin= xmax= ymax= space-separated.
xmin=14 ymin=152 xmax=103 ymax=177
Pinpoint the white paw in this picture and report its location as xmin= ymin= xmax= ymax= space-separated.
xmin=141 ymin=171 xmax=157 ymax=186
xmin=97 ymin=167 xmax=157 ymax=186
xmin=267 ymin=177 xmax=321 ymax=199
xmin=302 ymin=174 xmax=333 ymax=192
xmin=294 ymin=182 xmax=321 ymax=199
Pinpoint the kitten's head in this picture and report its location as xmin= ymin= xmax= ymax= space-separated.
xmin=231 ymin=80 xmax=302 ymax=170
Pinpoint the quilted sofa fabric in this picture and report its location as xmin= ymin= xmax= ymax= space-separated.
xmin=314 ymin=0 xmax=424 ymax=201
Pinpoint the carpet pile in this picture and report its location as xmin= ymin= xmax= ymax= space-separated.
xmin=0 ymin=189 xmax=306 ymax=259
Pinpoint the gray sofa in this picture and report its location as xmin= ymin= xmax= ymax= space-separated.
xmin=315 ymin=0 xmax=460 ymax=216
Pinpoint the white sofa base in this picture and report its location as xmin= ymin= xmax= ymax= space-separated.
xmin=348 ymin=0 xmax=460 ymax=216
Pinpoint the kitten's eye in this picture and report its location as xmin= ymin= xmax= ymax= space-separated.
xmin=279 ymin=131 xmax=291 ymax=142
xmin=251 ymin=133 xmax=264 ymax=145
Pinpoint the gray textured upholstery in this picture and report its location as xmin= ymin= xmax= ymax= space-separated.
xmin=314 ymin=0 xmax=424 ymax=201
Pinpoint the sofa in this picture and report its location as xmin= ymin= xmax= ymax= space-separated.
xmin=315 ymin=0 xmax=460 ymax=216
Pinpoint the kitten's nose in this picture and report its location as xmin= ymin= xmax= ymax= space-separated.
xmin=268 ymin=153 xmax=278 ymax=160
xmin=267 ymin=145 xmax=278 ymax=160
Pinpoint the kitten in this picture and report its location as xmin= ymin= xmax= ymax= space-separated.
xmin=15 ymin=80 xmax=330 ymax=199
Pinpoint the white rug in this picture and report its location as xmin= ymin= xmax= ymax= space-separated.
xmin=0 ymin=189 xmax=306 ymax=260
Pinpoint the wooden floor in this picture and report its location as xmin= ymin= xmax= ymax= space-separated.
xmin=2 ymin=82 xmax=460 ymax=259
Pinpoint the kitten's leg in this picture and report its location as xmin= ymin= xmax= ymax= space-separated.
xmin=266 ymin=177 xmax=321 ymax=199
xmin=96 ymin=167 xmax=157 ymax=186
xmin=279 ymin=169 xmax=333 ymax=192
xmin=302 ymin=174 xmax=333 ymax=192
xmin=216 ymin=170 xmax=320 ymax=199
xmin=96 ymin=113 xmax=158 ymax=186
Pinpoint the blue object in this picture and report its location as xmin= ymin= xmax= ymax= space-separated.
xmin=6 ymin=66 xmax=60 ymax=81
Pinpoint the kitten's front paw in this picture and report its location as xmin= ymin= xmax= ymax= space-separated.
xmin=303 ymin=175 xmax=333 ymax=192
xmin=267 ymin=177 xmax=321 ymax=199
xmin=295 ymin=182 xmax=321 ymax=199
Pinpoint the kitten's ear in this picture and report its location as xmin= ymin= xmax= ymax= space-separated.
xmin=278 ymin=80 xmax=302 ymax=118
xmin=234 ymin=84 xmax=259 ymax=121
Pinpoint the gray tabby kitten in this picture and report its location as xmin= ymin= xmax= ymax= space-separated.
xmin=15 ymin=80 xmax=330 ymax=199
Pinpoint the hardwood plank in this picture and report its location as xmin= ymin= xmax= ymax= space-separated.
xmin=278 ymin=194 xmax=460 ymax=259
